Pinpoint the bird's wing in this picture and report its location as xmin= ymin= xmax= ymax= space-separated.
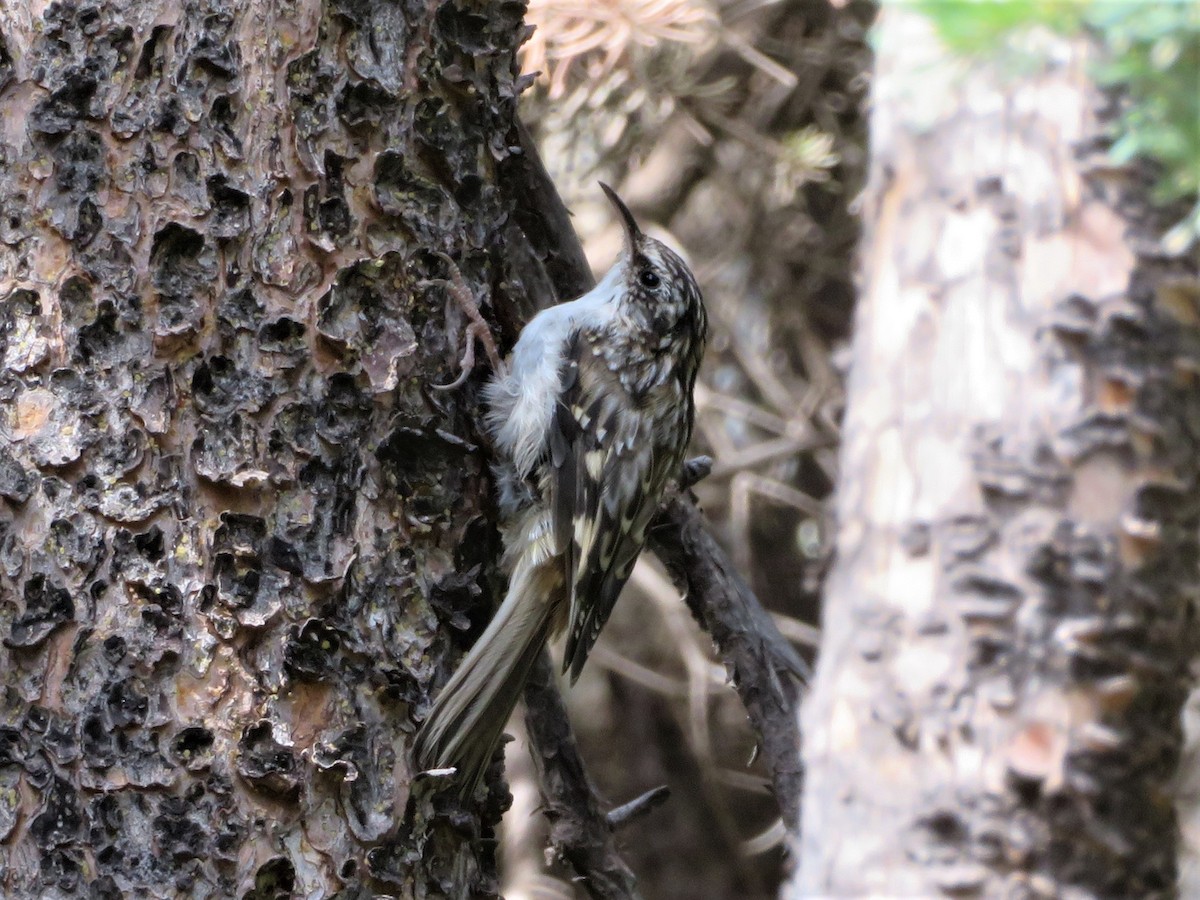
xmin=548 ymin=330 xmax=666 ymax=683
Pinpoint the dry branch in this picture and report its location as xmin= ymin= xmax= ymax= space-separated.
xmin=522 ymin=652 xmax=642 ymax=900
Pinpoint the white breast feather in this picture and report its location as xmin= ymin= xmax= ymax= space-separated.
xmin=485 ymin=264 xmax=624 ymax=479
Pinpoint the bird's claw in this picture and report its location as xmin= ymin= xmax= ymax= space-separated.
xmin=431 ymin=320 xmax=489 ymax=391
xmin=424 ymin=253 xmax=504 ymax=390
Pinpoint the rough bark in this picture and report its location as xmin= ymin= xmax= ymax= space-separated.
xmin=0 ymin=0 xmax=530 ymax=895
xmin=793 ymin=11 xmax=1200 ymax=898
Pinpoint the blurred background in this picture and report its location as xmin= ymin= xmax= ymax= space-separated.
xmin=504 ymin=1 xmax=873 ymax=896
xmin=498 ymin=1 xmax=1199 ymax=896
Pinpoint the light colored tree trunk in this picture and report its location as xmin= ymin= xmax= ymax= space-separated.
xmin=793 ymin=10 xmax=1199 ymax=897
xmin=0 ymin=1 xmax=527 ymax=895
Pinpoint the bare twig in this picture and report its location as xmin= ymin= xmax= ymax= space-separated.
xmin=590 ymin=643 xmax=688 ymax=697
xmin=730 ymin=470 xmax=823 ymax=572
xmin=606 ymin=786 xmax=672 ymax=831
xmin=522 ymin=651 xmax=642 ymax=900
xmin=709 ymin=431 xmax=827 ymax=479
xmin=646 ymin=494 xmax=807 ymax=832
xmin=694 ymin=383 xmax=789 ymax=434
xmin=719 ymin=25 xmax=800 ymax=89
xmin=771 ymin=611 xmax=821 ymax=649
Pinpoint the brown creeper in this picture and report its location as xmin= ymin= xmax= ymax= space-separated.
xmin=413 ymin=184 xmax=707 ymax=794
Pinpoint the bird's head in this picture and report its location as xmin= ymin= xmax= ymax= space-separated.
xmin=599 ymin=182 xmax=704 ymax=340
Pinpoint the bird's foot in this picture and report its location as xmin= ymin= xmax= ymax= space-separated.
xmin=423 ymin=252 xmax=504 ymax=391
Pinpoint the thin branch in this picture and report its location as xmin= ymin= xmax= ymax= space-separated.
xmin=646 ymin=493 xmax=807 ymax=833
xmin=589 ymin=643 xmax=689 ymax=697
xmin=708 ymin=431 xmax=828 ymax=479
xmin=522 ymin=651 xmax=642 ymax=900
xmin=771 ymin=611 xmax=821 ymax=649
xmin=694 ymin=383 xmax=790 ymax=435
xmin=605 ymin=786 xmax=671 ymax=831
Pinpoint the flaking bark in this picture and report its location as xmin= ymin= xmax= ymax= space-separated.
xmin=794 ymin=13 xmax=1200 ymax=897
xmin=0 ymin=0 xmax=530 ymax=895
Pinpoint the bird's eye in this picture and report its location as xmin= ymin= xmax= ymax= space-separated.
xmin=639 ymin=270 xmax=660 ymax=289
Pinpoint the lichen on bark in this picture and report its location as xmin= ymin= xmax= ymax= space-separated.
xmin=0 ymin=0 xmax=531 ymax=895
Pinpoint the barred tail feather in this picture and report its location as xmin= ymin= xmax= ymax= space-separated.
xmin=413 ymin=555 xmax=559 ymax=795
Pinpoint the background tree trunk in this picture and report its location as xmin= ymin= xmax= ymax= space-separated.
xmin=0 ymin=0 xmax=529 ymax=895
xmin=793 ymin=10 xmax=1200 ymax=897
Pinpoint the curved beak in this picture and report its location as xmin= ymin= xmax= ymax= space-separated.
xmin=599 ymin=182 xmax=642 ymax=248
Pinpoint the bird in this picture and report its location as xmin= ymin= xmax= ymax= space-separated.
xmin=413 ymin=183 xmax=707 ymax=795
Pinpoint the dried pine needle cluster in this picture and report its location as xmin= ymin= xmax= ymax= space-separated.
xmin=772 ymin=125 xmax=841 ymax=203
xmin=522 ymin=0 xmax=719 ymax=99
xmin=519 ymin=0 xmax=841 ymax=208
xmin=520 ymin=0 xmax=725 ymax=192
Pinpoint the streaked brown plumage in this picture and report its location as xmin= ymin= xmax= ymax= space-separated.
xmin=413 ymin=184 xmax=706 ymax=794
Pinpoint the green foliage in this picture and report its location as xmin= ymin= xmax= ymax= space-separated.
xmin=908 ymin=0 xmax=1085 ymax=55
xmin=901 ymin=0 xmax=1200 ymax=246
xmin=1090 ymin=4 xmax=1199 ymax=202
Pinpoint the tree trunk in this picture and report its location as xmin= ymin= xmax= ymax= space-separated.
xmin=0 ymin=0 xmax=528 ymax=895
xmin=794 ymin=10 xmax=1200 ymax=897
